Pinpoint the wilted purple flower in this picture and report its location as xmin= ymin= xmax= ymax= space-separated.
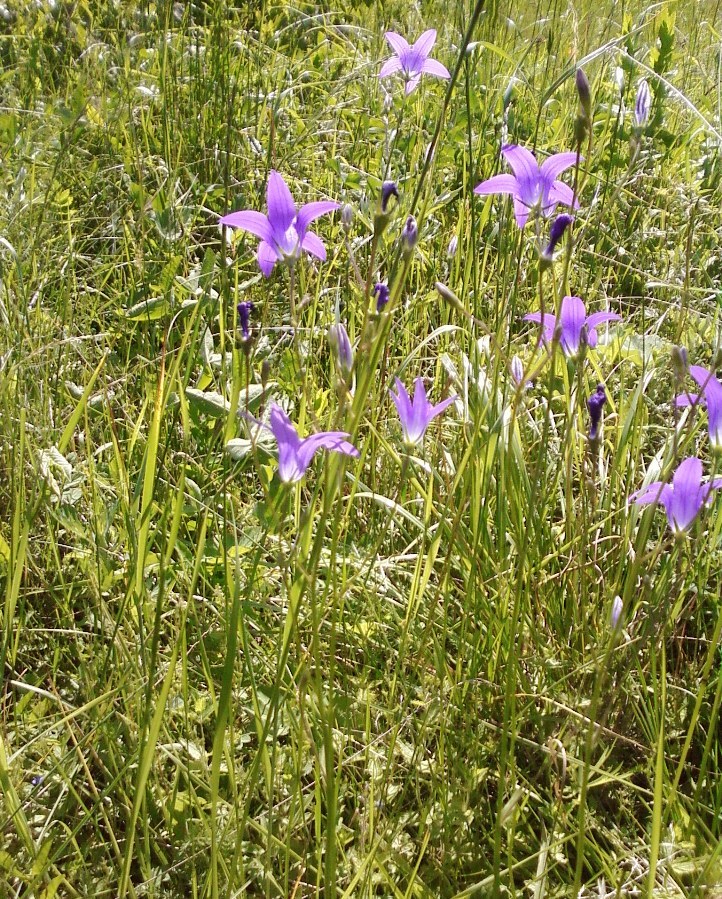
xmin=542 ymin=213 xmax=574 ymax=262
xmin=587 ymin=384 xmax=606 ymax=440
xmin=267 ymin=404 xmax=359 ymax=483
xmin=401 ymin=215 xmax=418 ymax=255
xmin=634 ymin=79 xmax=651 ymax=128
xmin=390 ymin=377 xmax=455 ymax=446
xmin=524 ymin=295 xmax=621 ymax=359
xmin=629 ymin=456 xmax=722 ymax=535
xmin=474 ymin=144 xmax=581 ymax=229
xmin=237 ymin=300 xmax=253 ymax=341
xmin=328 ymin=322 xmax=354 ymax=377
xmin=220 ymin=171 xmax=339 ymax=277
xmin=374 ymin=282 xmax=390 ymax=312
xmin=379 ymin=30 xmax=451 ymax=96
xmin=675 ymin=365 xmax=722 ymax=450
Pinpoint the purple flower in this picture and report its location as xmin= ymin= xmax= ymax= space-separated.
xmin=587 ymin=384 xmax=606 ymax=440
xmin=610 ymin=596 xmax=623 ymax=630
xmin=634 ymin=79 xmax=651 ymax=128
xmin=390 ymin=377 xmax=455 ymax=446
xmin=237 ymin=300 xmax=253 ymax=341
xmin=220 ymin=171 xmax=339 ymax=277
xmin=379 ymin=29 xmax=450 ymax=96
xmin=374 ymin=282 xmax=390 ymax=312
xmin=524 ymin=295 xmax=621 ymax=359
xmin=474 ymin=144 xmax=581 ymax=229
xmin=267 ymin=404 xmax=359 ymax=483
xmin=675 ymin=365 xmax=722 ymax=450
xmin=629 ymin=456 xmax=722 ymax=535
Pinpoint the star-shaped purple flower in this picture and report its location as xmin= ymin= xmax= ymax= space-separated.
xmin=524 ymin=295 xmax=620 ymax=359
xmin=474 ymin=144 xmax=581 ymax=228
xmin=675 ymin=365 xmax=722 ymax=450
xmin=220 ymin=171 xmax=339 ymax=277
xmin=267 ymin=404 xmax=359 ymax=483
xmin=629 ymin=456 xmax=722 ymax=535
xmin=379 ymin=30 xmax=450 ymax=96
xmin=390 ymin=377 xmax=455 ymax=446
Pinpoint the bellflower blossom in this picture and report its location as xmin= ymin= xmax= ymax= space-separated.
xmin=266 ymin=404 xmax=359 ymax=484
xmin=629 ymin=456 xmax=722 ymax=535
xmin=474 ymin=144 xmax=581 ymax=229
xmin=390 ymin=377 xmax=455 ymax=446
xmin=675 ymin=365 xmax=722 ymax=449
xmin=379 ymin=30 xmax=450 ymax=96
xmin=524 ymin=295 xmax=621 ymax=359
xmin=220 ymin=171 xmax=339 ymax=277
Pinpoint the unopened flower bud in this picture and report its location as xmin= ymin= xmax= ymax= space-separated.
xmin=328 ymin=323 xmax=354 ymax=378
xmin=587 ymin=383 xmax=606 ymax=443
xmin=576 ymin=67 xmax=592 ymax=121
xmin=341 ymin=203 xmax=353 ymax=232
xmin=610 ymin=596 xmax=623 ymax=630
xmin=401 ymin=215 xmax=418 ymax=257
xmin=447 ymin=234 xmax=458 ymax=259
xmin=671 ymin=345 xmax=688 ymax=382
xmin=374 ymin=282 xmax=390 ymax=313
xmin=374 ymin=180 xmax=399 ymax=236
xmin=237 ymin=300 xmax=253 ymax=343
xmin=634 ymin=79 xmax=651 ymax=129
xmin=541 ymin=213 xmax=574 ymax=266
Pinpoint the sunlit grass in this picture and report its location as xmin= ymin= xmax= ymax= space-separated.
xmin=2 ymin=0 xmax=722 ymax=896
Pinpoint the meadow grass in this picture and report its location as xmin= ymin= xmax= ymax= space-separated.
xmin=2 ymin=0 xmax=722 ymax=895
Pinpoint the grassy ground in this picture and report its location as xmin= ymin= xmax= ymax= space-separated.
xmin=2 ymin=0 xmax=722 ymax=895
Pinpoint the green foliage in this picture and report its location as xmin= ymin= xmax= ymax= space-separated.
xmin=2 ymin=0 xmax=722 ymax=897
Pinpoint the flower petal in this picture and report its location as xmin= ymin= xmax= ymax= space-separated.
xmin=524 ymin=311 xmax=556 ymax=343
xmin=257 ymin=240 xmax=278 ymax=277
xmin=219 ymin=209 xmax=273 ymax=242
xmin=296 ymin=201 xmax=339 ymax=237
xmin=669 ymin=457 xmax=705 ymax=532
xmin=412 ymin=29 xmax=437 ymax=60
xmin=559 ymin=295 xmax=587 ymax=357
xmin=379 ymin=56 xmax=403 ymax=78
xmin=430 ymin=395 xmax=456 ymax=419
xmin=405 ymin=75 xmax=421 ymax=95
xmin=675 ymin=393 xmax=701 ymax=408
xmin=629 ymin=481 xmax=665 ymax=505
xmin=384 ymin=31 xmax=410 ymax=55
xmin=473 ymin=174 xmax=519 ymax=196
xmin=688 ymin=365 xmax=717 ymax=393
xmin=266 ymin=170 xmax=296 ymax=236
xmin=269 ymin=405 xmax=303 ymax=483
xmin=501 ymin=144 xmax=539 ymax=197
xmin=586 ymin=311 xmax=622 ymax=329
xmin=420 ymin=57 xmax=450 ymax=79
xmin=546 ymin=180 xmax=578 ymax=211
xmin=513 ymin=196 xmax=532 ymax=228
xmin=540 ymin=151 xmax=581 ymax=183
xmin=300 ymin=230 xmax=326 ymax=261
xmin=297 ymin=432 xmax=360 ymax=472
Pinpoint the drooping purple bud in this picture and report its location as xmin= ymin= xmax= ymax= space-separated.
xmin=374 ymin=282 xmax=390 ymax=313
xmin=401 ymin=215 xmax=418 ymax=256
xmin=542 ymin=213 xmax=574 ymax=262
xmin=634 ymin=79 xmax=651 ymax=128
xmin=237 ymin=300 xmax=253 ymax=342
xmin=381 ymin=180 xmax=399 ymax=213
xmin=587 ymin=383 xmax=607 ymax=441
xmin=575 ymin=67 xmax=592 ymax=121
xmin=328 ymin=322 xmax=354 ymax=377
